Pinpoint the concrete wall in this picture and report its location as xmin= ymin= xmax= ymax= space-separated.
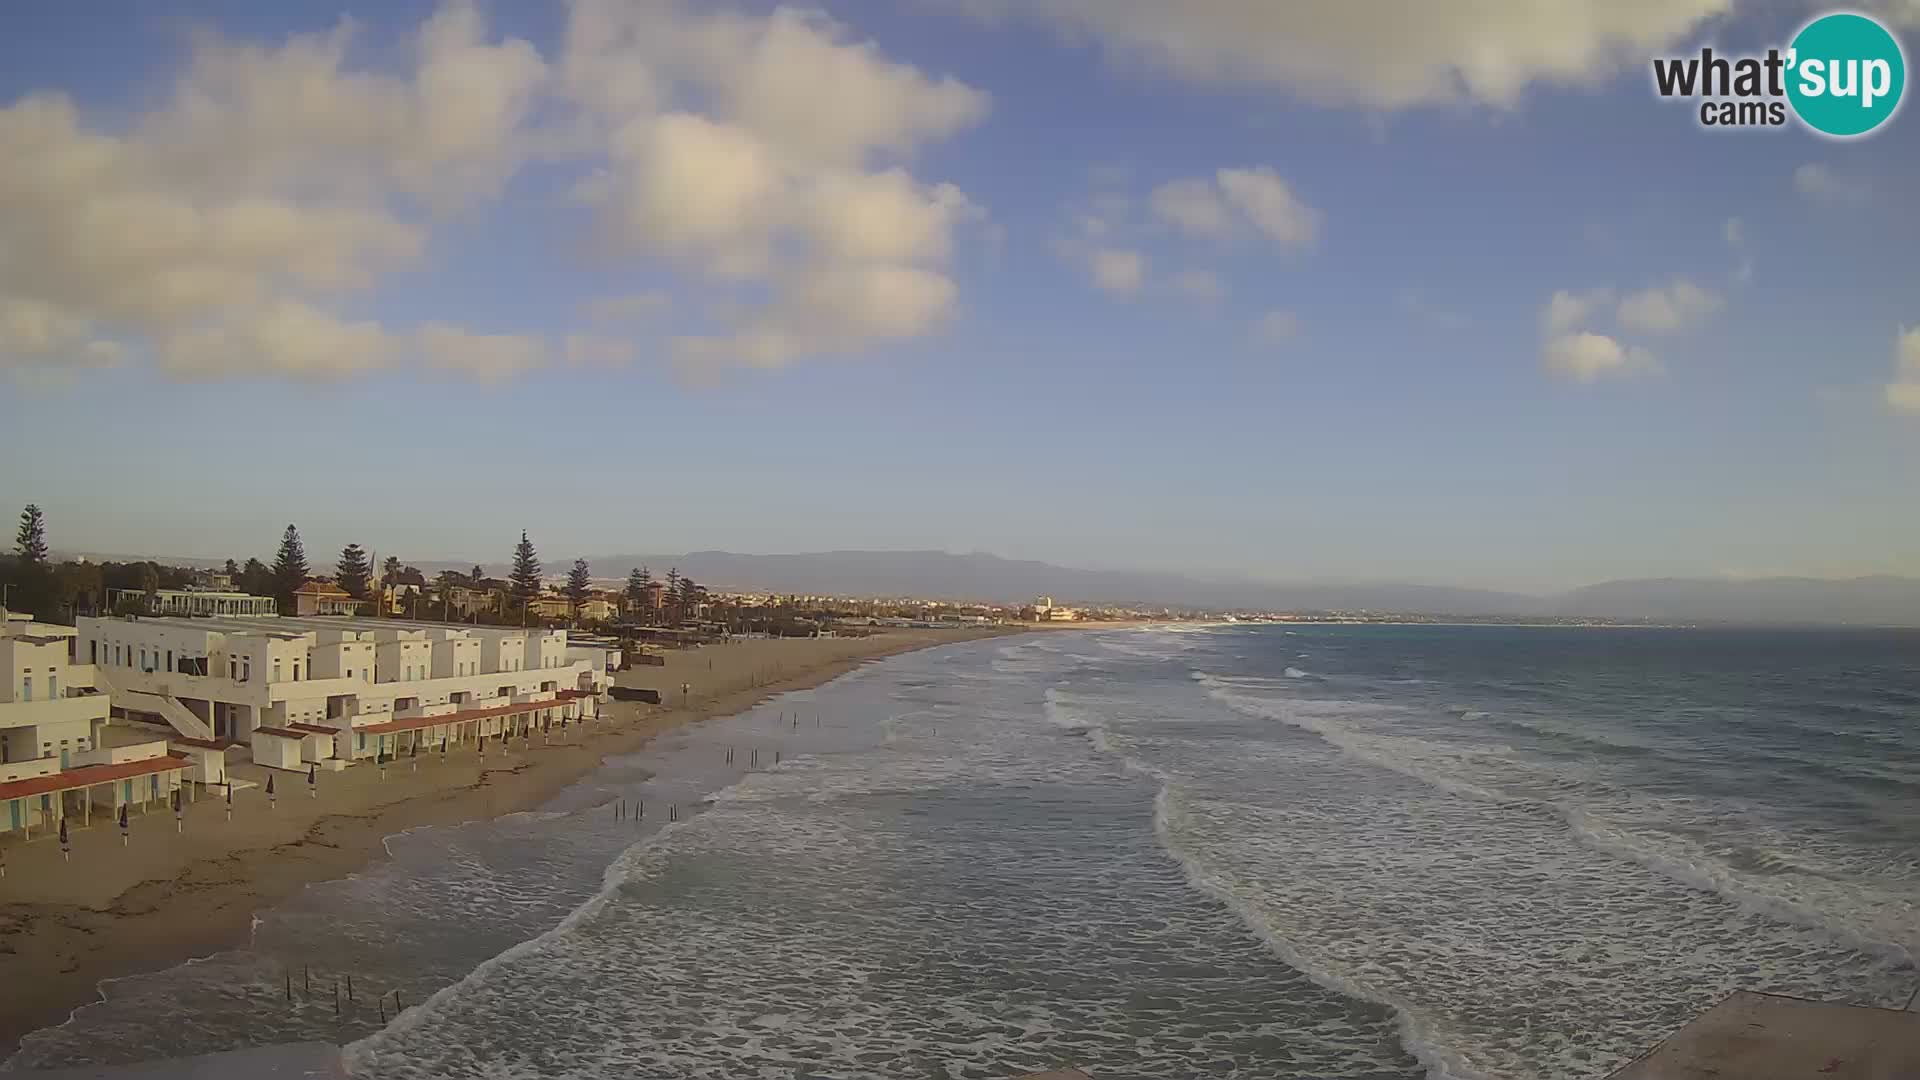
xmin=431 ymin=636 xmax=480 ymax=678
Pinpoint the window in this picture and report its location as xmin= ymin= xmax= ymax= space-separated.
xmin=229 ymin=658 xmax=238 ymax=680
xmin=274 ymin=660 xmax=281 ymax=682
xmin=20 ymin=677 xmax=31 ymax=702
xmin=293 ymin=661 xmax=301 ymax=681
xmin=241 ymin=659 xmax=251 ymax=682
xmin=167 ymin=649 xmax=173 ymax=671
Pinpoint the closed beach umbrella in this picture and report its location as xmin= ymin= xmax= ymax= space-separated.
xmin=173 ymin=788 xmax=183 ymax=832
xmin=441 ymin=734 xmax=449 ymax=757
xmin=266 ymin=772 xmax=276 ymax=807
xmin=59 ymin=816 xmax=70 ymax=861
xmin=308 ymin=762 xmax=318 ymax=797
xmin=118 ymin=803 xmax=129 ymax=845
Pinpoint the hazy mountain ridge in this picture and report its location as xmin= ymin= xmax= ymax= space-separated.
xmin=43 ymin=548 xmax=1920 ymax=626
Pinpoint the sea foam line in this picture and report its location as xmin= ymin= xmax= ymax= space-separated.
xmin=1193 ymin=671 xmax=1920 ymax=971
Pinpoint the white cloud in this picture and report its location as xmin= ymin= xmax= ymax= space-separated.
xmin=1542 ymin=332 xmax=1658 ymax=382
xmin=1793 ymin=162 xmax=1868 ymax=205
xmin=564 ymin=0 xmax=990 ymax=371
xmin=1616 ymin=278 xmax=1721 ymax=335
xmin=1150 ymin=178 xmax=1233 ymax=236
xmin=1723 ymin=217 xmax=1743 ymax=247
xmin=1541 ymin=288 xmax=1613 ymax=336
xmin=1170 ymin=269 xmax=1225 ymax=301
xmin=1089 ymin=248 xmax=1147 ymax=294
xmin=160 ymin=300 xmax=397 ymax=380
xmin=675 ymin=263 xmax=956 ymax=369
xmin=1888 ymin=326 xmax=1920 ymax=416
xmin=1251 ymin=309 xmax=1301 ymax=345
xmin=952 ymin=0 xmax=1730 ymax=108
xmin=416 ymin=324 xmax=549 ymax=381
xmin=1218 ymin=167 xmax=1318 ymax=248
xmin=0 ymin=4 xmax=544 ymax=381
xmin=2 ymin=1 xmax=990 ymax=381
xmin=1149 ymin=167 xmax=1318 ymax=249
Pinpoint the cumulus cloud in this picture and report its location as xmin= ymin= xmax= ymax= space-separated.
xmin=1251 ymin=309 xmax=1301 ymax=345
xmin=949 ymin=0 xmax=1730 ymax=108
xmin=1150 ymin=167 xmax=1318 ymax=249
xmin=1541 ymin=288 xmax=1613 ymax=337
xmin=1536 ymin=283 xmax=1697 ymax=382
xmin=1616 ymin=278 xmax=1721 ymax=335
xmin=1088 ymin=248 xmax=1148 ymax=294
xmin=1542 ymin=332 xmax=1658 ymax=382
xmin=1793 ymin=163 xmax=1868 ymax=205
xmin=3 ymin=0 xmax=990 ymax=380
xmin=0 ymin=3 xmax=544 ymax=380
xmin=416 ymin=324 xmax=549 ymax=381
xmin=564 ymin=0 xmax=990 ymax=372
xmin=1888 ymin=326 xmax=1920 ymax=416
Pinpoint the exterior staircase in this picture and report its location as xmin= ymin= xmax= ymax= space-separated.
xmin=92 ymin=667 xmax=216 ymax=741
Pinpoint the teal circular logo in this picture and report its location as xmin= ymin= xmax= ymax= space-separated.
xmin=1787 ymin=12 xmax=1906 ymax=137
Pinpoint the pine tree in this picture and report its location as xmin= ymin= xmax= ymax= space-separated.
xmin=664 ymin=568 xmax=681 ymax=625
xmin=509 ymin=531 xmax=542 ymax=603
xmin=241 ymin=557 xmax=272 ymax=596
xmin=470 ymin=564 xmax=485 ymax=583
xmin=624 ymin=567 xmax=648 ymax=618
xmin=566 ymin=559 xmax=593 ymax=617
xmin=15 ymin=505 xmax=48 ymax=563
xmin=676 ymin=575 xmax=699 ymax=623
xmin=272 ymin=524 xmax=309 ymax=613
xmin=337 ymin=544 xmax=372 ymax=599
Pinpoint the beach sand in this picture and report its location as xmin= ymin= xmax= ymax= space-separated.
xmin=0 ymin=627 xmax=1016 ymax=1057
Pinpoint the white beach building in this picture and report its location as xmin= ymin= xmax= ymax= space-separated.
xmin=2 ymin=612 xmax=186 ymax=838
xmin=72 ymin=615 xmax=615 ymax=773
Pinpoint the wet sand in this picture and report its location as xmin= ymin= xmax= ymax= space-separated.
xmin=0 ymin=628 xmax=1016 ymax=1058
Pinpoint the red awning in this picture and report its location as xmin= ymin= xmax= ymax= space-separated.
xmin=356 ymin=697 xmax=568 ymax=736
xmin=0 ymin=753 xmax=189 ymax=803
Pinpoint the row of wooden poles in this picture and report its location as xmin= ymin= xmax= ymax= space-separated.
xmin=283 ymin=965 xmax=410 ymax=1023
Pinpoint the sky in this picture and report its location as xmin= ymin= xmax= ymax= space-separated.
xmin=1 ymin=0 xmax=1916 ymax=594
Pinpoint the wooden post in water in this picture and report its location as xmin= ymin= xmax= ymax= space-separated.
xmin=304 ymin=966 xmax=311 ymax=994
xmin=346 ymin=973 xmax=354 ymax=1002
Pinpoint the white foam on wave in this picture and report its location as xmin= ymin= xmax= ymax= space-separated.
xmin=1190 ymin=669 xmax=1920 ymax=980
xmin=1148 ymin=784 xmax=1482 ymax=1080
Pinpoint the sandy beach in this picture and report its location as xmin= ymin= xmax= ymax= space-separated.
xmin=0 ymin=627 xmax=1016 ymax=1057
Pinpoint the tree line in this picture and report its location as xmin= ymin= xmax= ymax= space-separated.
xmin=1 ymin=505 xmax=708 ymax=629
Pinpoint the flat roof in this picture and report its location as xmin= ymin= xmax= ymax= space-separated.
xmin=0 ymin=753 xmax=189 ymax=803
xmin=355 ymin=696 xmax=568 ymax=736
xmin=253 ymin=727 xmax=312 ymax=740
xmin=288 ymin=723 xmax=338 ymax=735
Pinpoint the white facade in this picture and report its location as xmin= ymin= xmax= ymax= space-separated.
xmin=1 ymin=628 xmax=110 ymax=772
xmin=73 ymin=616 xmax=612 ymax=759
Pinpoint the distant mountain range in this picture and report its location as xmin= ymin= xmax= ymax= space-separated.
xmin=48 ymin=547 xmax=1920 ymax=626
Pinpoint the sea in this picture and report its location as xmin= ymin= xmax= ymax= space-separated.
xmin=6 ymin=624 xmax=1918 ymax=1080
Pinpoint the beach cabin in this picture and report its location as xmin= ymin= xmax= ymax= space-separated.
xmin=250 ymin=727 xmax=311 ymax=771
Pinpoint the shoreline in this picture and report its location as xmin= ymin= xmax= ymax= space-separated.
xmin=0 ymin=628 xmax=1020 ymax=1060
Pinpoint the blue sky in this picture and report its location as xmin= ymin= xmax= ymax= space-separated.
xmin=1 ymin=0 xmax=1915 ymax=593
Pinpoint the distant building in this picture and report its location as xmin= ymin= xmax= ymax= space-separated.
xmin=380 ymin=569 xmax=428 ymax=614
xmin=292 ymin=580 xmax=359 ymax=617
xmin=1030 ymin=596 xmax=1078 ymax=622
xmin=577 ymin=597 xmax=618 ymax=623
xmin=524 ymin=595 xmax=573 ymax=621
xmin=111 ymin=588 xmax=278 ymax=618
